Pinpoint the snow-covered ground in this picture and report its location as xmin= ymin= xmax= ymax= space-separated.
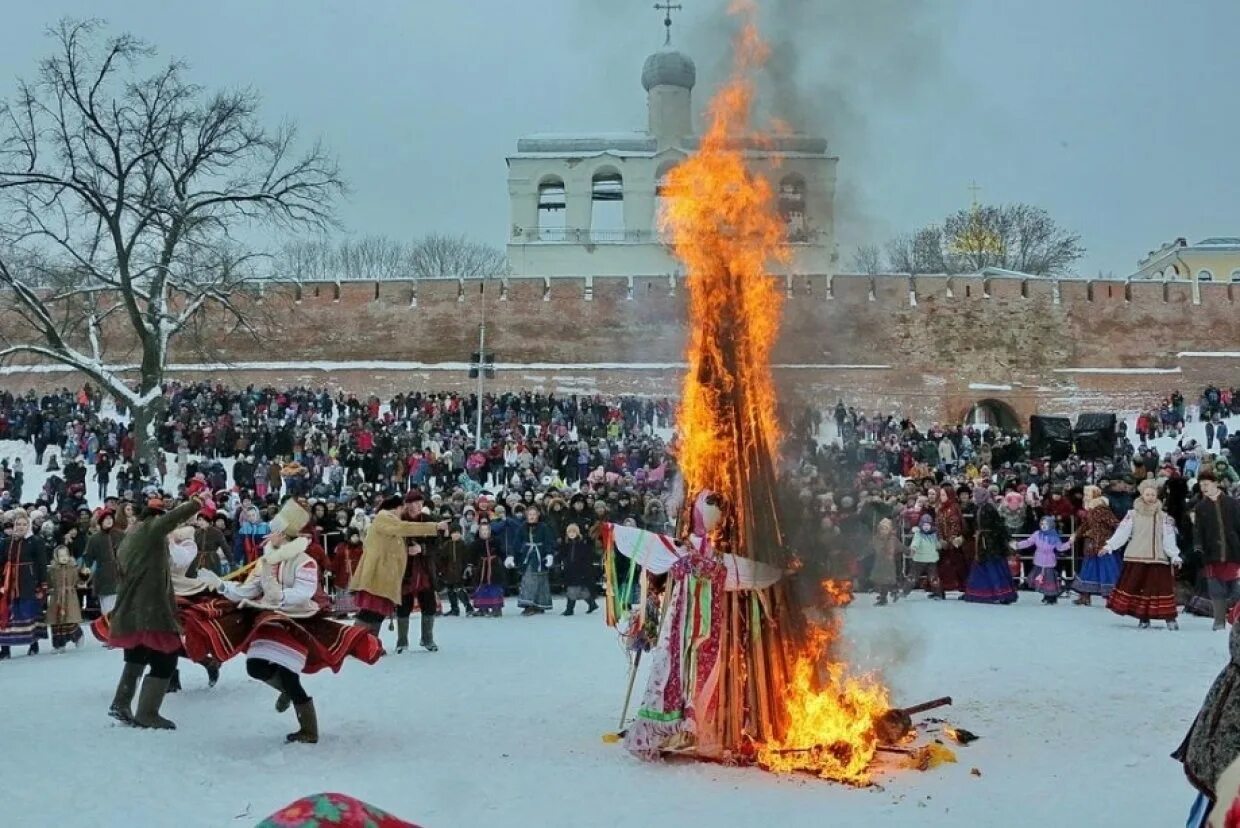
xmin=1 ymin=594 xmax=1223 ymax=827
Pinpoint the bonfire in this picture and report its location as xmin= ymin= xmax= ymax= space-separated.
xmin=603 ymin=7 xmax=957 ymax=786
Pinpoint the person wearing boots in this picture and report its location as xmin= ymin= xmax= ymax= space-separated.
xmin=350 ymin=495 xmax=442 ymax=647
xmin=1192 ymin=469 xmax=1240 ymax=631
xmin=557 ymin=522 xmax=598 ymax=616
xmin=0 ymin=512 xmax=49 ymax=658
xmin=199 ymin=498 xmax=382 ymax=744
xmin=106 ymin=491 xmax=206 ymax=729
xmin=395 ymin=491 xmax=441 ymax=653
xmin=1103 ymin=479 xmax=1183 ymax=630
xmin=507 ymin=504 xmax=558 ymax=616
xmin=82 ymin=507 xmax=123 ymax=615
xmin=435 ymin=525 xmax=473 ymax=617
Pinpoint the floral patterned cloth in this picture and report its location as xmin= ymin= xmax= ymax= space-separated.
xmin=257 ymin=793 xmax=420 ymax=828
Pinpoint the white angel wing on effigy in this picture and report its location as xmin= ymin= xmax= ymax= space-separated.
xmin=606 ymin=523 xmax=782 ymax=591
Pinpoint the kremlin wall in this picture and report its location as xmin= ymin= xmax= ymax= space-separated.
xmin=3 ymin=272 xmax=1235 ymax=427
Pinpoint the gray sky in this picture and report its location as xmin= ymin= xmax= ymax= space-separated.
xmin=1 ymin=0 xmax=1236 ymax=277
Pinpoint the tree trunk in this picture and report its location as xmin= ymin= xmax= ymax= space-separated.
xmin=131 ymin=350 xmax=165 ymax=474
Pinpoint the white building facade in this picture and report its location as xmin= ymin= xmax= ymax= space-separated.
xmin=505 ymin=47 xmax=838 ymax=278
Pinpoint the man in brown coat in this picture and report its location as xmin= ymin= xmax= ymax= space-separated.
xmin=350 ymin=495 xmax=440 ymax=641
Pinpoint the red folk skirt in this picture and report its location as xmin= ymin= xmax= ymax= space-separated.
xmin=181 ymin=599 xmax=381 ymax=675
xmin=1106 ymin=561 xmax=1177 ymax=621
xmin=91 ymin=593 xmax=228 ymax=654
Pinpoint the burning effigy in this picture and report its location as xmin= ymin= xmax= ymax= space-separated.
xmin=601 ymin=7 xmax=963 ymax=786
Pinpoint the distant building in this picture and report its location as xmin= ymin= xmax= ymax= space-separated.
xmin=1132 ymin=237 xmax=1240 ymax=283
xmin=505 ymin=44 xmax=838 ymax=278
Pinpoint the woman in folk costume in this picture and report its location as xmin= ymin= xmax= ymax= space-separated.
xmin=106 ymin=491 xmax=207 ymax=729
xmin=163 ymin=522 xmax=226 ymax=690
xmin=963 ymin=486 xmax=1018 ymax=604
xmin=468 ymin=522 xmax=505 ymax=617
xmin=329 ymin=527 xmax=365 ymax=617
xmin=45 ymin=544 xmax=84 ymax=651
xmin=506 ymin=504 xmax=558 ymax=616
xmin=934 ymin=486 xmax=969 ymax=593
xmin=0 ymin=511 xmax=49 ymax=658
xmin=81 ymin=507 xmax=124 ymax=615
xmin=349 ymin=495 xmax=441 ymax=645
xmin=1010 ymin=516 xmax=1074 ymax=605
xmin=1102 ymin=478 xmax=1182 ymax=629
xmin=1070 ymin=485 xmax=1121 ymax=605
xmin=1174 ymin=623 xmax=1240 ymax=825
xmin=197 ymin=499 xmax=382 ymax=744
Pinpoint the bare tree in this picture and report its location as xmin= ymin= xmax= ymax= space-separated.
xmin=849 ymin=243 xmax=883 ymax=275
xmin=0 ymin=20 xmax=343 ymax=462
xmin=338 ymin=235 xmax=408 ymax=282
xmin=407 ymin=234 xmax=509 ymax=280
xmin=893 ymin=204 xmax=1085 ymax=276
xmin=884 ymin=227 xmax=947 ymax=275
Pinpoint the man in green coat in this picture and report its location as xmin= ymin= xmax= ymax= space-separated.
xmin=107 ymin=491 xmax=206 ymax=729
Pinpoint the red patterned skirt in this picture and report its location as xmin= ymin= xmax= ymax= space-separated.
xmin=1106 ymin=562 xmax=1177 ymax=621
xmin=181 ymin=600 xmax=381 ymax=675
xmin=91 ymin=593 xmax=229 ymax=655
xmin=354 ymin=589 xmax=396 ymax=617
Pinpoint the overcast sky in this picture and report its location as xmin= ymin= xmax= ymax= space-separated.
xmin=1 ymin=0 xmax=1236 ymax=277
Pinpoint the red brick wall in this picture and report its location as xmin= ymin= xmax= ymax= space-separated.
xmin=2 ymin=276 xmax=1234 ymax=423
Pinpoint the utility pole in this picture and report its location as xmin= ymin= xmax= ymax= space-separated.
xmin=471 ymin=277 xmax=495 ymax=451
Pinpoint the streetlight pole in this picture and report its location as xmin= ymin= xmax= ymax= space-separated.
xmin=474 ymin=276 xmax=488 ymax=451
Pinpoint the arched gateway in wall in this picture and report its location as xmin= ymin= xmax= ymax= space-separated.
xmin=964 ymin=398 xmax=1022 ymax=431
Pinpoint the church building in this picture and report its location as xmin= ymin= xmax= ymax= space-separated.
xmin=505 ymin=33 xmax=838 ymax=279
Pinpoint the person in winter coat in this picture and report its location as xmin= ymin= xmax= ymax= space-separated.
xmin=234 ymin=506 xmax=270 ymax=566
xmin=434 ymin=526 xmax=473 ymax=617
xmin=1174 ymin=622 xmax=1240 ymax=821
xmin=557 ymin=522 xmax=598 ymax=615
xmin=1010 ymin=516 xmax=1074 ymax=604
xmin=0 ymin=512 xmax=49 ymax=658
xmin=1192 ymin=469 xmax=1240 ymax=630
xmin=1071 ymin=485 xmax=1121 ymax=605
xmin=193 ymin=512 xmax=230 ymax=576
xmin=82 ymin=509 xmax=124 ymax=614
xmin=350 ymin=496 xmax=440 ymax=640
xmin=468 ymin=522 xmax=505 ymax=617
xmin=870 ymin=518 xmax=906 ymax=606
xmin=903 ymin=514 xmax=943 ymax=599
xmin=106 ymin=491 xmax=206 ymax=729
xmin=506 ymin=504 xmax=558 ymax=616
xmin=1102 ymin=479 xmax=1182 ymax=629
xmin=963 ymin=487 xmax=1018 ymax=604
xmin=46 ymin=544 xmax=84 ymax=651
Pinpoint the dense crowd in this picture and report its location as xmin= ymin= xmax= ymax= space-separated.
xmin=1 ymin=382 xmax=1240 ymax=662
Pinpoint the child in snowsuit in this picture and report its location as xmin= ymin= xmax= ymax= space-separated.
xmin=904 ymin=514 xmax=944 ymax=599
xmin=870 ymin=518 xmax=907 ymax=606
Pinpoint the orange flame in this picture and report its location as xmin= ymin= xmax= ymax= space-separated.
xmin=758 ymin=656 xmax=891 ymax=783
xmin=660 ymin=7 xmax=891 ymax=785
xmin=660 ymin=15 xmax=787 ymax=520
xmin=821 ymin=579 xmax=855 ymax=607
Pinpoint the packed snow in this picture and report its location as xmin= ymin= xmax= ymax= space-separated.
xmin=1 ymin=406 xmax=1236 ymax=826
xmin=0 ymin=593 xmax=1222 ymax=827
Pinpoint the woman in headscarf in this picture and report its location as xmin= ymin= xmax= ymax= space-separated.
xmin=1174 ymin=623 xmax=1240 ymax=825
xmin=1070 ymin=485 xmax=1120 ymax=605
xmin=1101 ymin=478 xmax=1181 ymax=629
xmin=934 ymin=486 xmax=968 ymax=594
xmin=962 ymin=487 xmax=1018 ymax=604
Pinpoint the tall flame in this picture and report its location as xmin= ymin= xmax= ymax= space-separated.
xmin=660 ymin=16 xmax=787 ymax=539
xmin=659 ymin=6 xmax=893 ymax=786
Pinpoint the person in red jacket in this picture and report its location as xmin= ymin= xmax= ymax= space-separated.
xmin=330 ymin=529 xmax=365 ymax=616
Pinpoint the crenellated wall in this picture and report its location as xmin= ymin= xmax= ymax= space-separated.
xmin=2 ymin=274 xmax=1234 ymax=424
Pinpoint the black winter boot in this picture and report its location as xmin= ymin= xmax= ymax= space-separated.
xmin=109 ymin=662 xmax=145 ymax=725
xmin=133 ymin=676 xmax=176 ymax=730
xmin=286 ymin=699 xmax=318 ymax=744
xmin=167 ymin=668 xmax=182 ymax=693
xmin=395 ymin=617 xmax=410 ymax=653
xmin=420 ymin=615 xmax=438 ymax=652
xmin=562 ymin=600 xmax=576 ymax=616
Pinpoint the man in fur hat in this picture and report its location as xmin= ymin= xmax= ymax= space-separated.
xmin=393 ymin=490 xmax=444 ymax=652
xmin=350 ymin=494 xmax=441 ymax=648
xmin=1193 ymin=469 xmax=1240 ymax=630
xmin=200 ymin=497 xmax=382 ymax=744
